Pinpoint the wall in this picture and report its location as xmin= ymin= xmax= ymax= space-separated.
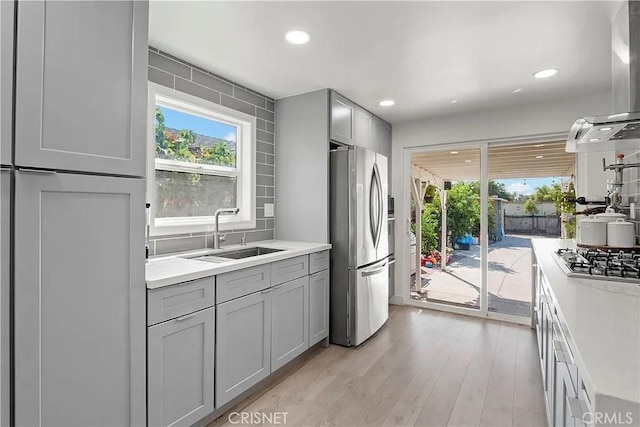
xmin=504 ymin=201 xmax=557 ymax=217
xmin=390 ymin=90 xmax=612 ymax=303
xmin=147 ymin=47 xmax=276 ymax=255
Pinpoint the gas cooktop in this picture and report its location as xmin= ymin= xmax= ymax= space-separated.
xmin=552 ymin=248 xmax=640 ymax=284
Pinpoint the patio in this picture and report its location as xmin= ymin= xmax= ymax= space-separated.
xmin=410 ymin=234 xmax=535 ymax=317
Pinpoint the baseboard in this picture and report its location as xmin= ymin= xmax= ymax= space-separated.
xmin=389 ymin=295 xmax=405 ymax=305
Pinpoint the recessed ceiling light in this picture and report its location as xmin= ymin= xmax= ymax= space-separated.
xmin=599 ymin=127 xmax=613 ymax=131
xmin=533 ymin=68 xmax=559 ymax=79
xmin=450 ymin=100 xmax=458 ymax=104
xmin=534 ymin=144 xmax=545 ymax=147
xmin=285 ymin=30 xmax=310 ymax=45
xmin=465 ymin=159 xmax=472 ymax=163
xmin=513 ymin=88 xmax=523 ymax=93
xmin=379 ymin=100 xmax=395 ymax=107
xmin=450 ymin=151 xmax=459 ymax=154
xmin=535 ymin=155 xmax=544 ymax=159
xmin=588 ymin=138 xmax=601 ymax=142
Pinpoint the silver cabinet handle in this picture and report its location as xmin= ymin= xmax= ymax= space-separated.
xmin=175 ymin=313 xmax=196 ymax=322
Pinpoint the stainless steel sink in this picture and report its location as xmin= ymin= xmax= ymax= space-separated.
xmin=215 ymin=247 xmax=284 ymax=259
xmin=185 ymin=247 xmax=284 ymax=262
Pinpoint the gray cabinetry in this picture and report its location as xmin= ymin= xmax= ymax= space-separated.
xmin=14 ymin=0 xmax=148 ymax=177
xmin=0 ymin=0 xmax=14 ymax=165
xmin=330 ymin=91 xmax=355 ymax=145
xmin=14 ymin=171 xmax=146 ymax=427
xmin=309 ymin=269 xmax=330 ymax=346
xmin=373 ymin=116 xmax=392 ymax=157
xmin=217 ymin=264 xmax=270 ymax=303
xmin=271 ymin=277 xmax=309 ymax=371
xmin=148 ymin=276 xmax=215 ymax=325
xmin=271 ymin=255 xmax=308 ymax=285
xmin=148 ymin=307 xmax=215 ymax=427
xmin=216 ymin=291 xmax=272 ymax=408
xmin=0 ymin=170 xmax=9 ymax=427
xmin=354 ymin=106 xmax=373 ymax=149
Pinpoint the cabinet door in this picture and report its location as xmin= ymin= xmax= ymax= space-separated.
xmin=15 ymin=0 xmax=148 ymax=176
xmin=272 ymin=277 xmax=309 ymax=371
xmin=329 ymin=91 xmax=355 ymax=145
xmin=0 ymin=170 xmax=9 ymax=427
xmin=0 ymin=0 xmax=14 ymax=165
xmin=373 ymin=116 xmax=391 ymax=156
xmin=309 ymin=269 xmax=329 ymax=346
xmin=14 ymin=171 xmax=146 ymax=427
xmin=148 ymin=307 xmax=215 ymax=427
xmin=354 ymin=106 xmax=373 ymax=149
xmin=216 ymin=291 xmax=271 ymax=407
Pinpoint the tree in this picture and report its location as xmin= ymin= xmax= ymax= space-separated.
xmin=469 ymin=180 xmax=514 ymax=201
xmin=524 ymin=198 xmax=539 ymax=215
xmin=446 ymin=182 xmax=480 ymax=244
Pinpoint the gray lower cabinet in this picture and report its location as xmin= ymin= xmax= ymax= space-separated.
xmin=0 ymin=0 xmax=14 ymax=165
xmin=14 ymin=171 xmax=146 ymax=427
xmin=0 ymin=170 xmax=9 ymax=427
xmin=15 ymin=0 xmax=148 ymax=176
xmin=216 ymin=291 xmax=272 ymax=408
xmin=271 ymin=277 xmax=309 ymax=371
xmin=148 ymin=307 xmax=215 ymax=427
xmin=309 ymin=269 xmax=330 ymax=346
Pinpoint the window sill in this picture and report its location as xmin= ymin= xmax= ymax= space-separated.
xmin=150 ymin=219 xmax=256 ymax=237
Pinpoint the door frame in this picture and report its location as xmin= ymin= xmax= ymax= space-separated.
xmin=397 ymin=132 xmax=567 ymax=325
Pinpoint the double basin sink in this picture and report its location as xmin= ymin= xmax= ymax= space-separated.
xmin=184 ymin=246 xmax=284 ymax=264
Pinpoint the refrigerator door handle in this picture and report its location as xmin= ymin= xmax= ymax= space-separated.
xmin=361 ymin=261 xmax=388 ymax=277
xmin=374 ymin=162 xmax=383 ymax=248
xmin=369 ymin=163 xmax=383 ymax=249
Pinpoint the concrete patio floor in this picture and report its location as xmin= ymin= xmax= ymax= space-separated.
xmin=410 ymin=235 xmax=547 ymax=317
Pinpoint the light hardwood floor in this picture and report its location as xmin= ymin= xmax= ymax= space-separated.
xmin=208 ymin=305 xmax=547 ymax=427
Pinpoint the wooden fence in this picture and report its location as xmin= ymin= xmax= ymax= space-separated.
xmin=504 ymin=215 xmax=561 ymax=236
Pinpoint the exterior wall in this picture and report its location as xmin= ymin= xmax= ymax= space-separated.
xmin=146 ymin=47 xmax=276 ymax=255
xmin=504 ymin=201 xmax=557 ymax=217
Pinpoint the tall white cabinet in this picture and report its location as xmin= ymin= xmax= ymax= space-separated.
xmin=10 ymin=1 xmax=149 ymax=426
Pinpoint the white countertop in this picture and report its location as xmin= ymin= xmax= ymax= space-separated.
xmin=146 ymin=240 xmax=331 ymax=289
xmin=531 ymin=238 xmax=640 ymax=405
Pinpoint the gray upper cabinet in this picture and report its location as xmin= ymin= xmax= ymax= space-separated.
xmin=271 ymin=277 xmax=309 ymax=371
xmin=216 ymin=291 xmax=272 ymax=408
xmin=309 ymin=269 xmax=330 ymax=346
xmin=0 ymin=171 xmax=9 ymax=427
xmin=148 ymin=307 xmax=215 ymax=427
xmin=374 ymin=116 xmax=392 ymax=158
xmin=13 ymin=171 xmax=146 ymax=427
xmin=354 ymin=106 xmax=373 ymax=149
xmin=14 ymin=0 xmax=148 ymax=177
xmin=0 ymin=0 xmax=14 ymax=165
xmin=330 ymin=91 xmax=355 ymax=145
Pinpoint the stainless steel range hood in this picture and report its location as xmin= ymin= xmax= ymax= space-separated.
xmin=566 ymin=112 xmax=640 ymax=152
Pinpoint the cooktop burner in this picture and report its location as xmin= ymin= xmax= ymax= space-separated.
xmin=553 ymin=248 xmax=640 ymax=284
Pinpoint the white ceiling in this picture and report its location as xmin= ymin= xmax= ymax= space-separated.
xmin=149 ymin=1 xmax=621 ymax=124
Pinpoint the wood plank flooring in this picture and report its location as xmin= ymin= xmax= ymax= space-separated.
xmin=207 ymin=305 xmax=547 ymax=427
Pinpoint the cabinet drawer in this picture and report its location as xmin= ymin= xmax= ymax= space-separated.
xmin=271 ymin=255 xmax=308 ymax=286
xmin=148 ymin=277 xmax=215 ymax=326
xmin=217 ymin=264 xmax=271 ymax=303
xmin=309 ymin=250 xmax=330 ymax=274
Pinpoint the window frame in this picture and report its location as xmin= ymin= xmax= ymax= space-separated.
xmin=147 ymin=83 xmax=256 ymax=236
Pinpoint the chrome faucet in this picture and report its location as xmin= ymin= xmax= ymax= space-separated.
xmin=214 ymin=207 xmax=239 ymax=250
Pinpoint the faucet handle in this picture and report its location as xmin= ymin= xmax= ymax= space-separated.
xmin=219 ymin=232 xmax=227 ymax=242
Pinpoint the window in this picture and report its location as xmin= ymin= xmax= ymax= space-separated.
xmin=147 ymin=84 xmax=256 ymax=235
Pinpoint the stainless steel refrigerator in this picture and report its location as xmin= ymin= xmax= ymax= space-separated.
xmin=330 ymin=146 xmax=389 ymax=347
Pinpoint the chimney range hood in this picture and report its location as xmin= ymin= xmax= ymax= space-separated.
xmin=565 ymin=112 xmax=640 ymax=153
